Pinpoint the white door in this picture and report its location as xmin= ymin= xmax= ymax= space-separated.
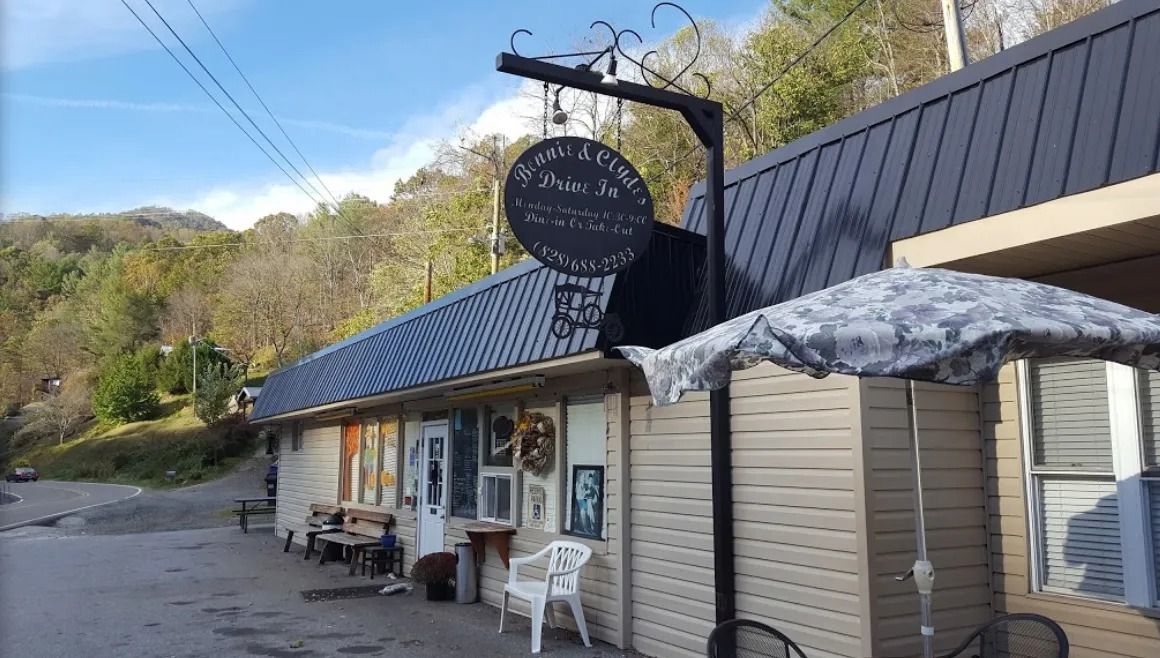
xmin=418 ymin=422 xmax=448 ymax=557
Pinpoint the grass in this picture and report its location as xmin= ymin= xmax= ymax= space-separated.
xmin=18 ymin=394 xmax=259 ymax=488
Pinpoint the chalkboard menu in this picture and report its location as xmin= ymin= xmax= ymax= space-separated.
xmin=451 ymin=408 xmax=479 ymax=519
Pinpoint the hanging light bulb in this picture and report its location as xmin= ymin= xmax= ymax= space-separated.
xmin=601 ymin=54 xmax=618 ymax=86
xmin=551 ymin=88 xmax=568 ymax=125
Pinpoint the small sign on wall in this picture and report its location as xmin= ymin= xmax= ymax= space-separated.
xmin=527 ymin=484 xmax=546 ymax=531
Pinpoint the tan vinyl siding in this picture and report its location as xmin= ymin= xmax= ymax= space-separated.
xmin=630 ymin=376 xmax=713 ymax=658
xmin=864 ymin=379 xmax=991 ymax=657
xmin=732 ymin=365 xmax=863 ymax=658
xmin=276 ymin=422 xmax=340 ymax=542
xmin=985 ymin=364 xmax=1160 ymax=658
xmin=629 ymin=364 xmax=865 ymax=658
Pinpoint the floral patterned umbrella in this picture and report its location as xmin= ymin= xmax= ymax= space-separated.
xmin=618 ymin=265 xmax=1160 ymax=405
xmin=617 ymin=265 xmax=1160 ymax=658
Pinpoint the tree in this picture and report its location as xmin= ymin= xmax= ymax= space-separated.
xmin=161 ymin=285 xmax=211 ymax=344
xmin=92 ymin=354 xmax=160 ymax=424
xmin=30 ymin=377 xmax=92 ymax=445
xmin=194 ymin=361 xmax=243 ymax=425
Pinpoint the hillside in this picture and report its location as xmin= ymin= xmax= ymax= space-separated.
xmin=11 ymin=395 xmax=259 ymax=487
xmin=2 ymin=206 xmax=228 ymax=232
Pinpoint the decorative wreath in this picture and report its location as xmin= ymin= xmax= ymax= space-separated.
xmin=512 ymin=411 xmax=556 ymax=476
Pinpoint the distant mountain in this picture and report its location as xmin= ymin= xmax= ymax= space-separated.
xmin=2 ymin=206 xmax=229 ymax=232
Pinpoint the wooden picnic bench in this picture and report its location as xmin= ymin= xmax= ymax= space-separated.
xmin=315 ymin=509 xmax=394 ymax=576
xmin=233 ymin=496 xmax=276 ymax=533
xmin=281 ymin=503 xmax=344 ymax=559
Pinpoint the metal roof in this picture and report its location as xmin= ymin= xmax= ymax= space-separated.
xmin=683 ymin=0 xmax=1160 ymax=329
xmin=251 ymin=224 xmax=703 ymax=420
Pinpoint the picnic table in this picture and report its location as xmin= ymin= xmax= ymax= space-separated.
xmin=233 ymin=496 xmax=276 ymax=533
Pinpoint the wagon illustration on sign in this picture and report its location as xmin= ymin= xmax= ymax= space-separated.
xmin=549 ymin=283 xmax=624 ymax=341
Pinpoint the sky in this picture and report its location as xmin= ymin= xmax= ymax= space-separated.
xmin=1 ymin=0 xmax=763 ymax=230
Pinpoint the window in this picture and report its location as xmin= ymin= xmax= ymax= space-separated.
xmin=359 ymin=420 xmax=378 ymax=504
xmin=480 ymin=473 xmax=513 ymax=524
xmin=451 ymin=408 xmax=479 ymax=519
xmin=564 ymin=396 xmax=606 ymax=540
xmin=484 ymin=405 xmax=516 ymax=467
xmin=341 ymin=421 xmax=360 ymax=503
xmin=290 ymin=421 xmax=304 ymax=452
xmin=379 ymin=418 xmax=399 ymax=507
xmin=401 ymin=415 xmax=420 ymax=510
xmin=1023 ymin=358 xmax=1160 ymax=607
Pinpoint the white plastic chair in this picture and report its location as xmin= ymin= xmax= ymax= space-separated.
xmin=498 ymin=540 xmax=594 ymax=654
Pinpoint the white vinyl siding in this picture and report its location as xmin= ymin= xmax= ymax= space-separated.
xmin=1037 ymin=479 xmax=1122 ymax=597
xmin=275 ymin=422 xmax=340 ymax=544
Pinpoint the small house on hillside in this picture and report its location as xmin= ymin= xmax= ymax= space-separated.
xmin=252 ymin=3 xmax=1160 ymax=657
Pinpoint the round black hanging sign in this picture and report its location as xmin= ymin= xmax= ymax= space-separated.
xmin=504 ymin=136 xmax=654 ymax=277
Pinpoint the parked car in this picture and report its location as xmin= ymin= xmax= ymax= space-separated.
xmin=6 ymin=467 xmax=39 ymax=482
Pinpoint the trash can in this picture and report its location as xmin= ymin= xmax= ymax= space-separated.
xmin=454 ymin=542 xmax=478 ymax=604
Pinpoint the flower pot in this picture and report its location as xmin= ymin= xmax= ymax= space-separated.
xmin=425 ymin=581 xmax=455 ymax=601
xmin=380 ymin=534 xmax=396 ymax=548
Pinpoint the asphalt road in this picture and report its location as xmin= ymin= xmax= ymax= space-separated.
xmin=0 ymin=480 xmax=141 ymax=531
xmin=0 ymin=526 xmax=631 ymax=658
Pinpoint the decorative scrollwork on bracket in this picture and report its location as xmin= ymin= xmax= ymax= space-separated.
xmin=506 ymin=2 xmax=710 ymax=99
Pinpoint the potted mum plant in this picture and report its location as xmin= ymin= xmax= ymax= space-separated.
xmin=410 ymin=551 xmax=457 ymax=601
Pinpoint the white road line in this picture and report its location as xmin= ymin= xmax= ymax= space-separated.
xmin=0 ymin=491 xmax=24 ymax=505
xmin=0 ymin=485 xmax=143 ymax=532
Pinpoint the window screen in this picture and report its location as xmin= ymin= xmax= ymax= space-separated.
xmin=1029 ymin=358 xmax=1112 ymax=471
xmin=481 ymin=473 xmax=512 ymax=524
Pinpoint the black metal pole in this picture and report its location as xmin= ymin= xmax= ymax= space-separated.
xmin=704 ymin=111 xmax=735 ymax=624
xmin=495 ymin=52 xmax=735 ymax=624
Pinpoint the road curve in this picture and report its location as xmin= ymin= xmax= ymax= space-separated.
xmin=0 ymin=480 xmax=142 ymax=531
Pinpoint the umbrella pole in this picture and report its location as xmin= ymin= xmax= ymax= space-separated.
xmin=904 ymin=379 xmax=936 ymax=658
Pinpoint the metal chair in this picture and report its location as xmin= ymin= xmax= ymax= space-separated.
xmin=706 ymin=619 xmax=808 ymax=658
xmin=940 ymin=613 xmax=1068 ymax=658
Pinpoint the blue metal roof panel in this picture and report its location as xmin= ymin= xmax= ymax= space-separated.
xmin=681 ymin=0 xmax=1160 ymax=330
xmin=251 ymin=225 xmax=703 ymax=420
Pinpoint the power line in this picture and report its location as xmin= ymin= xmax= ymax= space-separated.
xmin=138 ymin=0 xmax=332 ymax=210
xmin=659 ymin=0 xmax=873 ymax=173
xmin=184 ymin=0 xmax=344 ymax=212
xmin=118 ymin=0 xmax=328 ymax=212
xmin=134 ymin=227 xmax=480 ymax=252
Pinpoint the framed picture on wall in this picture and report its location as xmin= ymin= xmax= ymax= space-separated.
xmin=566 ymin=465 xmax=604 ymax=540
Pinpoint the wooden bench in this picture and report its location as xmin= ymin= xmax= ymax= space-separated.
xmin=281 ymin=503 xmax=344 ymax=559
xmin=316 ymin=509 xmax=394 ymax=576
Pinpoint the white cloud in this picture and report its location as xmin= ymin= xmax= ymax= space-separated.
xmin=1 ymin=0 xmax=246 ymax=71
xmin=3 ymin=93 xmax=204 ymax=113
xmin=5 ymin=92 xmax=394 ymax=141
xmin=156 ymin=82 xmax=543 ymax=230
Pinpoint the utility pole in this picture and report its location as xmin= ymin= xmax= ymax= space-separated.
xmin=942 ymin=0 xmax=970 ymax=71
xmin=424 ymin=260 xmax=433 ymax=303
xmin=490 ymin=178 xmax=501 ymax=275
xmin=189 ymin=335 xmax=198 ymax=398
xmin=461 ymin=134 xmax=505 ymax=275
